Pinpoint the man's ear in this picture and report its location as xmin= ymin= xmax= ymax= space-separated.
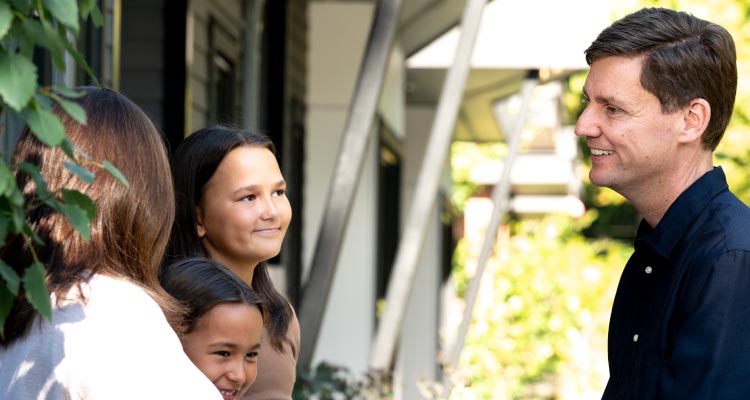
xmin=678 ymin=98 xmax=710 ymax=144
xmin=196 ymin=207 xmax=206 ymax=238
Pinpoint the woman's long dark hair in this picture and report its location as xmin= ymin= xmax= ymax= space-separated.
xmin=163 ymin=125 xmax=293 ymax=353
xmin=160 ymin=257 xmax=263 ymax=335
xmin=1 ymin=86 xmax=178 ymax=347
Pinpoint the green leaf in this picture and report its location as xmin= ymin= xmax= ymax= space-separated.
xmin=0 ymin=195 xmax=26 ymax=233
xmin=0 ymin=2 xmax=12 ymax=40
xmin=52 ymin=95 xmax=86 ymax=124
xmin=33 ymin=93 xmax=53 ymax=110
xmin=0 ymin=284 xmax=13 ymax=337
xmin=60 ymin=137 xmax=76 ymax=160
xmin=61 ymin=189 xmax=96 ymax=220
xmin=63 ymin=138 xmax=91 ymax=163
xmin=102 ymin=161 xmax=129 ymax=188
xmin=0 ymin=162 xmax=14 ymax=196
xmin=63 ymin=161 xmax=95 ymax=184
xmin=10 ymin=0 xmax=27 ymax=11
xmin=10 ymin=0 xmax=31 ymax=11
xmin=16 ymin=27 xmax=34 ymax=59
xmin=21 ymin=19 xmax=66 ymax=71
xmin=22 ymin=262 xmax=51 ymax=321
xmin=24 ymin=107 xmax=66 ymax=147
xmin=23 ymin=223 xmax=44 ymax=246
xmin=80 ymin=0 xmax=94 ymax=16
xmin=0 ymin=260 xmax=21 ymax=296
xmin=59 ymin=202 xmax=90 ymax=241
xmin=53 ymin=85 xmax=86 ymax=99
xmin=16 ymin=163 xmax=53 ymax=200
xmin=89 ymin=6 xmax=103 ymax=27
xmin=62 ymin=38 xmax=100 ymax=87
xmin=0 ymin=52 xmax=37 ymax=111
xmin=42 ymin=0 xmax=79 ymax=33
xmin=6 ymin=185 xmax=23 ymax=207
xmin=0 ymin=196 xmax=18 ymax=233
xmin=79 ymin=0 xmax=96 ymax=19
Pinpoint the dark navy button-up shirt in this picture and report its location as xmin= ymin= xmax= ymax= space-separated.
xmin=603 ymin=167 xmax=750 ymax=399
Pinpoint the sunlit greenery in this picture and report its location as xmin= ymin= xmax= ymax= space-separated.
xmin=449 ymin=212 xmax=629 ymax=399
xmin=450 ymin=141 xmax=509 ymax=213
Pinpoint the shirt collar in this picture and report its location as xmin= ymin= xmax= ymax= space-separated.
xmin=634 ymin=166 xmax=728 ymax=259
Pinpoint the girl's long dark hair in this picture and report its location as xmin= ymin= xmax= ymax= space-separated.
xmin=163 ymin=125 xmax=293 ymax=353
xmin=159 ymin=257 xmax=264 ymax=335
xmin=1 ymin=86 xmax=178 ymax=346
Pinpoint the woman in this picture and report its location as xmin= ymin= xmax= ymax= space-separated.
xmin=165 ymin=125 xmax=300 ymax=399
xmin=160 ymin=257 xmax=265 ymax=400
xmin=0 ymin=87 xmax=221 ymax=398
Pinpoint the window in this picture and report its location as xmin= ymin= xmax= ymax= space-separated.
xmin=208 ymin=18 xmax=240 ymax=125
xmin=376 ymin=121 xmax=402 ymax=304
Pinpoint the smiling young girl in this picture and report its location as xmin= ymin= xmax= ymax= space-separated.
xmin=164 ymin=126 xmax=300 ymax=399
xmin=161 ymin=257 xmax=264 ymax=400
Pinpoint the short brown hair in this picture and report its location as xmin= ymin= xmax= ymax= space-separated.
xmin=585 ymin=7 xmax=737 ymax=150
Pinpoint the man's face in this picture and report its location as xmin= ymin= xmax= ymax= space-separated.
xmin=574 ymin=55 xmax=684 ymax=197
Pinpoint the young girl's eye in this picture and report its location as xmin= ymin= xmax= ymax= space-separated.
xmin=241 ymin=194 xmax=256 ymax=202
xmin=246 ymin=351 xmax=259 ymax=360
xmin=272 ymin=189 xmax=286 ymax=197
xmin=214 ymin=351 xmax=230 ymax=358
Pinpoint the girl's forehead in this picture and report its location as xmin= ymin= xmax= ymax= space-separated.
xmin=204 ymin=146 xmax=283 ymax=190
xmin=217 ymin=147 xmax=279 ymax=173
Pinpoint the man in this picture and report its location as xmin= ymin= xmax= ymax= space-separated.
xmin=575 ymin=7 xmax=750 ymax=399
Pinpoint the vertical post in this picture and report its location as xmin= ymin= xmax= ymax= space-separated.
xmin=442 ymin=73 xmax=539 ymax=395
xmin=241 ymin=0 xmax=265 ymax=130
xmin=368 ymin=0 xmax=488 ymax=372
xmin=297 ymin=0 xmax=403 ymax=370
xmin=112 ymin=0 xmax=121 ymax=91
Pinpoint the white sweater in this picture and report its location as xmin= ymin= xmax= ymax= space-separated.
xmin=0 ymin=274 xmax=221 ymax=400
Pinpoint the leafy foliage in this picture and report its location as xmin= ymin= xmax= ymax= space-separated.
xmin=450 ymin=141 xmax=508 ymax=213
xmin=0 ymin=0 xmax=112 ymax=336
xmin=449 ymin=215 xmax=628 ymax=399
xmin=293 ymin=362 xmax=392 ymax=399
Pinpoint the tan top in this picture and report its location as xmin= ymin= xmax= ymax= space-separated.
xmin=242 ymin=307 xmax=301 ymax=400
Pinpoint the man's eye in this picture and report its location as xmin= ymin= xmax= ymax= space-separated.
xmin=246 ymin=351 xmax=259 ymax=360
xmin=214 ymin=351 xmax=230 ymax=358
xmin=605 ymin=105 xmax=623 ymax=115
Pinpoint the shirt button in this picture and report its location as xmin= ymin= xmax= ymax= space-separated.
xmin=633 ymin=334 xmax=639 ymax=342
xmin=645 ymin=266 xmax=653 ymax=274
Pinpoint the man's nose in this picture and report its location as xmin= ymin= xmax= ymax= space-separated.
xmin=574 ymin=105 xmax=600 ymax=138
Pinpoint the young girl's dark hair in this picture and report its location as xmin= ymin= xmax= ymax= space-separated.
xmin=163 ymin=125 xmax=292 ymax=352
xmin=160 ymin=257 xmax=263 ymax=334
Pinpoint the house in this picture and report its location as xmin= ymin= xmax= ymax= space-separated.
xmin=10 ymin=0 xmax=610 ymax=397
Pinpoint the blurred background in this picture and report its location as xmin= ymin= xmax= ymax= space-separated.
xmin=4 ymin=0 xmax=747 ymax=398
